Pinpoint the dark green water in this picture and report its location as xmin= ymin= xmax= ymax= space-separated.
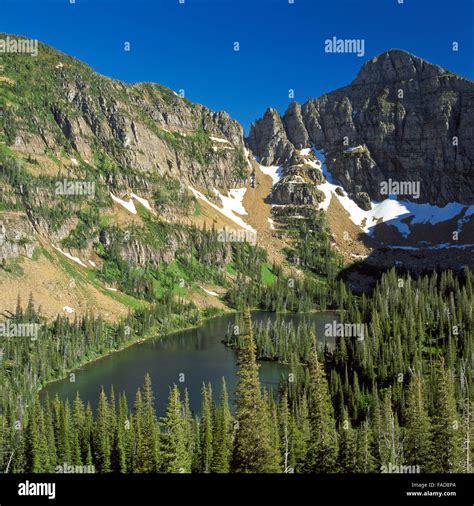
xmin=40 ymin=311 xmax=337 ymax=416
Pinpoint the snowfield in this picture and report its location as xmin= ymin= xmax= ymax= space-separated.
xmin=214 ymin=187 xmax=248 ymax=216
xmin=259 ymin=164 xmax=284 ymax=186
xmin=310 ymin=148 xmax=474 ymax=238
xmin=243 ymin=148 xmax=253 ymax=169
xmin=212 ymin=145 xmax=234 ymax=152
xmin=52 ymin=245 xmax=88 ymax=268
xmin=131 ymin=193 xmax=153 ymax=212
xmin=188 ymin=186 xmax=256 ymax=233
xmin=209 ymin=136 xmax=231 ymax=144
xmin=110 ymin=193 xmax=154 ymax=215
xmin=110 ymin=193 xmax=137 ymax=215
xmin=200 ymin=286 xmax=219 ymax=296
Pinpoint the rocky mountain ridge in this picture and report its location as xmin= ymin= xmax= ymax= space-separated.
xmin=0 ymin=33 xmax=248 ymax=194
xmin=1 ymin=40 xmax=473 ymax=317
xmin=247 ymin=49 xmax=474 ymax=207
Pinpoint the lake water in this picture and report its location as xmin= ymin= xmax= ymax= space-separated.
xmin=40 ymin=311 xmax=337 ymax=416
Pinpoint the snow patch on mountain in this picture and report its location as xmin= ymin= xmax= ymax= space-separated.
xmin=311 ymin=148 xmax=474 ymax=237
xmin=110 ymin=193 xmax=155 ymax=215
xmin=110 ymin=193 xmax=137 ymax=215
xmin=131 ymin=193 xmax=153 ymax=212
xmin=259 ymin=164 xmax=283 ymax=186
xmin=210 ymin=136 xmax=231 ymax=144
xmin=52 ymin=245 xmax=88 ymax=267
xmin=188 ymin=186 xmax=256 ymax=233
xmin=200 ymin=286 xmax=219 ymax=296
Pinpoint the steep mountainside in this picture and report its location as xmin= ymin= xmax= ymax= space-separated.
xmin=0 ymin=34 xmax=247 ymax=191
xmin=247 ymin=49 xmax=474 ymax=206
xmin=0 ymin=35 xmax=258 ymax=318
xmin=1 ymin=40 xmax=473 ymax=316
xmin=246 ymin=50 xmax=474 ymax=271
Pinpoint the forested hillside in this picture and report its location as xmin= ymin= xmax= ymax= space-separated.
xmin=1 ymin=270 xmax=472 ymax=473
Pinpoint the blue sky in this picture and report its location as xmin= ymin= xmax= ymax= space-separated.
xmin=1 ymin=0 xmax=473 ymax=132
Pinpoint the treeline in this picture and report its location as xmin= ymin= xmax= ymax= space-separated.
xmin=96 ymin=220 xmax=350 ymax=313
xmin=1 ymin=308 xmax=471 ymax=474
xmin=284 ymin=211 xmax=344 ymax=282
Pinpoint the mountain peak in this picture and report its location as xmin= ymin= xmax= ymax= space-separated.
xmin=353 ymin=49 xmax=445 ymax=85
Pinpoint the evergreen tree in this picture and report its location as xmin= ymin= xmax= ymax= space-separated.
xmin=460 ymin=398 xmax=472 ymax=474
xmin=278 ymin=390 xmax=292 ymax=473
xmin=231 ymin=308 xmax=280 ymax=473
xmin=83 ymin=403 xmax=94 ymax=467
xmin=135 ymin=374 xmax=159 ymax=472
xmin=72 ymin=393 xmax=86 ymax=464
xmin=293 ymin=393 xmax=311 ymax=470
xmin=355 ymin=419 xmax=376 ymax=472
xmin=199 ymin=383 xmax=213 ymax=473
xmin=211 ymin=378 xmax=233 ymax=473
xmin=261 ymin=389 xmax=281 ymax=472
xmin=191 ymin=415 xmax=201 ymax=473
xmin=337 ymin=408 xmax=356 ymax=473
xmin=92 ymin=388 xmax=111 ymax=472
xmin=431 ymin=360 xmax=463 ymax=472
xmin=182 ymin=389 xmax=195 ymax=469
xmin=56 ymin=399 xmax=72 ymax=465
xmin=43 ymin=396 xmax=57 ymax=471
xmin=379 ymin=388 xmax=401 ymax=469
xmin=404 ymin=372 xmax=431 ymax=471
xmin=111 ymin=393 xmax=128 ymax=473
xmin=130 ymin=389 xmax=143 ymax=472
xmin=160 ymin=385 xmax=190 ymax=473
xmin=304 ymin=341 xmax=338 ymax=472
xmin=24 ymin=400 xmax=41 ymax=473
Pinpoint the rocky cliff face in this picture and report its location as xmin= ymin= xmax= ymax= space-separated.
xmin=246 ymin=108 xmax=295 ymax=166
xmin=247 ymin=49 xmax=474 ymax=206
xmin=0 ymin=213 xmax=37 ymax=262
xmin=0 ymin=34 xmax=255 ymax=270
xmin=271 ymin=153 xmax=324 ymax=206
xmin=0 ymin=34 xmax=248 ymax=193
